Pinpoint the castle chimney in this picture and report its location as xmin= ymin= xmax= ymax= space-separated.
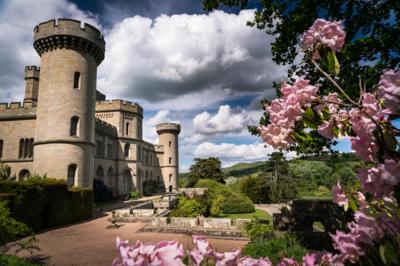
xmin=24 ymin=66 xmax=40 ymax=102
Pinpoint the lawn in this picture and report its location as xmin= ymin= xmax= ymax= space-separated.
xmin=221 ymin=209 xmax=272 ymax=222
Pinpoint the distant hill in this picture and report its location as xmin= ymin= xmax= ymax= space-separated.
xmin=222 ymin=161 xmax=266 ymax=177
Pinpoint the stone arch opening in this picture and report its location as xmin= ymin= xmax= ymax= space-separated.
xmin=122 ymin=169 xmax=134 ymax=194
xmin=95 ymin=165 xmax=104 ymax=182
xmin=18 ymin=169 xmax=30 ymax=181
xmin=124 ymin=143 xmax=130 ymax=157
xmin=67 ymin=164 xmax=77 ymax=187
xmin=312 ymin=221 xmax=326 ymax=232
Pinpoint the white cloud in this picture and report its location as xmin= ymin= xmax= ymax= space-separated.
xmin=193 ymin=105 xmax=254 ymax=135
xmin=0 ymin=0 xmax=99 ymax=102
xmin=98 ymin=10 xmax=286 ymax=109
xmin=193 ymin=141 xmax=297 ymax=167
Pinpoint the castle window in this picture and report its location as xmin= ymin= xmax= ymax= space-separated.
xmin=169 ymin=157 xmax=172 ymax=164
xmin=0 ymin=139 xmax=3 ymax=158
xmin=23 ymin=139 xmax=29 ymax=158
xmin=19 ymin=139 xmax=24 ymax=158
xmin=126 ymin=122 xmax=129 ymax=136
xmin=73 ymin=72 xmax=80 ymax=89
xmin=28 ymin=138 xmax=34 ymax=158
xmin=137 ymin=145 xmax=141 ymax=160
xmin=169 ymin=141 xmax=171 ymax=147
xmin=67 ymin=164 xmax=77 ymax=187
xmin=169 ymin=174 xmax=172 ymax=183
xmin=107 ymin=143 xmax=113 ymax=158
xmin=70 ymin=116 xmax=79 ymax=136
xmin=124 ymin=143 xmax=130 ymax=157
xmin=96 ymin=140 xmax=104 ymax=157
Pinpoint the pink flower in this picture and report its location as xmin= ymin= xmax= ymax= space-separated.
xmin=238 ymin=256 xmax=272 ymax=266
xmin=151 ymin=240 xmax=185 ymax=266
xmin=362 ymin=93 xmax=381 ymax=119
xmin=189 ymin=236 xmax=215 ymax=265
xmin=332 ymin=182 xmax=348 ymax=208
xmin=330 ymin=230 xmax=364 ymax=263
xmin=214 ymin=248 xmax=241 ymax=266
xmin=378 ymin=69 xmax=400 ymax=114
xmin=277 ymin=257 xmax=300 ymax=266
xmin=318 ymin=120 xmax=336 ymax=139
xmin=301 ymin=19 xmax=346 ymax=57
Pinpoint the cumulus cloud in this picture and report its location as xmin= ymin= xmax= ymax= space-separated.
xmin=0 ymin=0 xmax=99 ymax=102
xmin=193 ymin=105 xmax=254 ymax=135
xmin=98 ymin=10 xmax=285 ymax=108
xmin=193 ymin=141 xmax=296 ymax=167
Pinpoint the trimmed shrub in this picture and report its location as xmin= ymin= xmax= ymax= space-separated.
xmin=171 ymin=196 xmax=205 ymax=217
xmin=93 ymin=179 xmax=112 ymax=202
xmin=195 ymin=179 xmax=255 ymax=214
xmin=0 ymin=178 xmax=93 ymax=231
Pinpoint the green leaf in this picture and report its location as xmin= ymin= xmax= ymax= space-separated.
xmin=348 ymin=197 xmax=358 ymax=212
xmin=380 ymin=244 xmax=387 ymax=264
xmin=304 ymin=107 xmax=315 ymax=121
xmin=326 ymin=50 xmax=340 ymax=75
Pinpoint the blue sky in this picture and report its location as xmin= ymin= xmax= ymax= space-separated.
xmin=0 ymin=0 xmax=351 ymax=171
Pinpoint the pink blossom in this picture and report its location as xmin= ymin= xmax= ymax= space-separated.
xmin=277 ymin=257 xmax=300 ymax=266
xmin=332 ymin=182 xmax=348 ymax=208
xmin=330 ymin=230 xmax=364 ymax=263
xmin=151 ymin=240 xmax=185 ymax=266
xmin=318 ymin=120 xmax=336 ymax=139
xmin=238 ymin=256 xmax=272 ymax=266
xmin=189 ymin=236 xmax=215 ymax=265
xmin=358 ymin=157 xmax=400 ymax=198
xmin=378 ymin=69 xmax=400 ymax=114
xmin=362 ymin=93 xmax=381 ymax=119
xmin=301 ymin=19 xmax=346 ymax=58
xmin=213 ymin=248 xmax=241 ymax=266
xmin=259 ymin=124 xmax=294 ymax=149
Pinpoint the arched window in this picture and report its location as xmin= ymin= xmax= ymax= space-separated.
xmin=73 ymin=72 xmax=80 ymax=89
xmin=169 ymin=157 xmax=172 ymax=164
xmin=124 ymin=143 xmax=130 ymax=157
xmin=70 ymin=116 xmax=79 ymax=136
xmin=19 ymin=169 xmax=30 ymax=181
xmin=126 ymin=122 xmax=129 ymax=136
xmin=96 ymin=165 xmax=104 ymax=182
xmin=0 ymin=139 xmax=3 ymax=158
xmin=169 ymin=174 xmax=172 ymax=183
xmin=67 ymin=164 xmax=77 ymax=187
xmin=169 ymin=141 xmax=172 ymax=147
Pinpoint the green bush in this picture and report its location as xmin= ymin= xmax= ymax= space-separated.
xmin=210 ymin=195 xmax=224 ymax=217
xmin=245 ymin=218 xmax=274 ymax=241
xmin=242 ymin=233 xmax=308 ymax=264
xmin=0 ymin=201 xmax=32 ymax=247
xmin=130 ymin=191 xmax=141 ymax=199
xmin=0 ymin=255 xmax=37 ymax=266
xmin=195 ymin=179 xmax=254 ymax=214
xmin=171 ymin=196 xmax=205 ymax=217
xmin=0 ymin=178 xmax=93 ymax=231
xmin=0 ymin=164 xmax=11 ymax=181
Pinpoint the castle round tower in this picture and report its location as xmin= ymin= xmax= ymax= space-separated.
xmin=32 ymin=19 xmax=105 ymax=187
xmin=156 ymin=123 xmax=181 ymax=192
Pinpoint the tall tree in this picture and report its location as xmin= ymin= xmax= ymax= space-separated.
xmin=187 ymin=157 xmax=225 ymax=187
xmin=203 ymin=0 xmax=400 ymax=154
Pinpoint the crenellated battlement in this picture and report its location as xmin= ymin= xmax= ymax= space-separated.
xmin=33 ymin=19 xmax=105 ymax=65
xmin=156 ymin=123 xmax=181 ymax=134
xmin=25 ymin=65 xmax=40 ymax=79
xmin=0 ymin=101 xmax=37 ymax=119
xmin=95 ymin=99 xmax=143 ymax=115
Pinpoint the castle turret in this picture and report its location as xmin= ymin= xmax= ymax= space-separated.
xmin=32 ymin=19 xmax=105 ymax=187
xmin=24 ymin=66 xmax=40 ymax=103
xmin=156 ymin=123 xmax=180 ymax=192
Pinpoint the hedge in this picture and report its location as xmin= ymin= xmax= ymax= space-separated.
xmin=0 ymin=178 xmax=93 ymax=232
xmin=195 ymin=179 xmax=255 ymax=214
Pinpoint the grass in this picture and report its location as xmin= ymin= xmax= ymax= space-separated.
xmin=221 ymin=209 xmax=272 ymax=222
xmin=0 ymin=255 xmax=38 ymax=266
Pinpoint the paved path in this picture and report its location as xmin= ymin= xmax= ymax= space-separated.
xmin=18 ymin=213 xmax=248 ymax=266
xmin=255 ymin=204 xmax=288 ymax=216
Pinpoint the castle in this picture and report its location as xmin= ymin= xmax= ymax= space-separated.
xmin=0 ymin=19 xmax=181 ymax=195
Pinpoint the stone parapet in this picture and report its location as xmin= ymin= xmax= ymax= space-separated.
xmin=25 ymin=66 xmax=40 ymax=79
xmin=0 ymin=102 xmax=37 ymax=120
xmin=156 ymin=123 xmax=181 ymax=134
xmin=96 ymin=100 xmax=143 ymax=116
xmin=33 ymin=19 xmax=105 ymax=64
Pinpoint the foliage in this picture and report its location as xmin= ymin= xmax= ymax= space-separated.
xmin=0 ymin=201 xmax=32 ymax=252
xmin=129 ymin=191 xmax=141 ymax=200
xmin=187 ymin=158 xmax=225 ymax=187
xmin=0 ymin=164 xmax=11 ymax=181
xmin=210 ymin=195 xmax=225 ymax=217
xmin=93 ymin=179 xmax=112 ymax=202
xmin=245 ymin=218 xmax=274 ymax=242
xmin=0 ymin=178 xmax=93 ymax=231
xmin=170 ymin=196 xmax=205 ymax=217
xmin=0 ymin=255 xmax=38 ymax=266
xmin=242 ymin=234 xmax=308 ymax=265
xmin=221 ymin=209 xmax=272 ymax=221
xmin=204 ymin=0 xmax=400 ymax=155
xmin=239 ymin=175 xmax=269 ymax=203
xmin=142 ymin=180 xmax=164 ymax=196
xmin=195 ymin=179 xmax=255 ymax=214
